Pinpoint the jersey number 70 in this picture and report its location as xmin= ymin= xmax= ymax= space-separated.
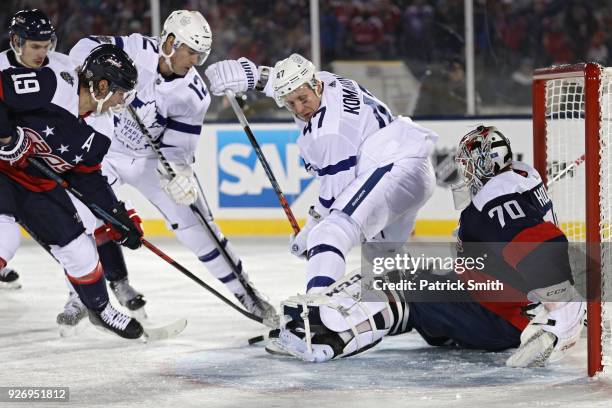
xmin=487 ymin=200 xmax=526 ymax=228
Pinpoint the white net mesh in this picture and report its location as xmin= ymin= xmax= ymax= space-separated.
xmin=543 ymin=67 xmax=612 ymax=373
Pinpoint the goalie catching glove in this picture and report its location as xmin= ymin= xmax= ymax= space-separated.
xmin=0 ymin=126 xmax=35 ymax=169
xmin=158 ymin=162 xmax=198 ymax=206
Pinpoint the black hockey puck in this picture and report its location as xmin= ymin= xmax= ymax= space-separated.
xmin=248 ymin=335 xmax=265 ymax=345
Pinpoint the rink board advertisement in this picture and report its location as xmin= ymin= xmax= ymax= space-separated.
xmin=112 ymin=119 xmax=534 ymax=236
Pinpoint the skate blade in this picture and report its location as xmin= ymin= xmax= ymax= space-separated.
xmin=0 ymin=281 xmax=22 ymax=290
xmin=130 ymin=307 xmax=148 ymax=322
xmin=58 ymin=321 xmax=87 ymax=338
xmin=264 ymin=339 xmax=293 ymax=356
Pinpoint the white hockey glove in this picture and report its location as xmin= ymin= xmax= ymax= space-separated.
xmin=506 ymin=299 xmax=586 ymax=368
xmin=205 ymin=57 xmax=260 ymax=96
xmin=289 ymin=207 xmax=321 ymax=259
xmin=158 ymin=162 xmax=198 ymax=206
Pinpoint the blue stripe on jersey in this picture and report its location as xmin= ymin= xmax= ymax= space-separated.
xmin=319 ymin=196 xmax=335 ymax=208
xmin=114 ymin=36 xmax=124 ymax=49
xmin=166 ymin=118 xmax=202 ymax=135
xmin=307 ymin=244 xmax=345 ymax=261
xmin=317 ymin=156 xmax=356 ymax=176
xmin=307 ymin=276 xmax=337 ymax=291
xmin=342 ymin=163 xmax=393 ymax=216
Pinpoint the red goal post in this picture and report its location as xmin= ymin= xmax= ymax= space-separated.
xmin=532 ymin=62 xmax=611 ymax=377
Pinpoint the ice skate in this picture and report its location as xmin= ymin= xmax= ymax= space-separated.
xmin=109 ymin=277 xmax=147 ymax=320
xmin=0 ymin=267 xmax=21 ymax=290
xmin=235 ymin=282 xmax=278 ymax=328
xmin=56 ymin=292 xmax=88 ymax=337
xmin=88 ymin=302 xmax=143 ymax=340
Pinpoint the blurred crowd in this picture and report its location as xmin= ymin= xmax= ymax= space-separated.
xmin=1 ymin=0 xmax=611 ymax=115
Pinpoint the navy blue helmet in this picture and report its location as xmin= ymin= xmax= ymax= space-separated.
xmin=81 ymin=44 xmax=138 ymax=92
xmin=9 ymin=9 xmax=56 ymax=45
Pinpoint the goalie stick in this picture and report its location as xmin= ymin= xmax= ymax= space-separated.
xmin=125 ymin=105 xmax=278 ymax=328
xmin=26 ymin=157 xmax=269 ymax=327
xmin=224 ymin=90 xmax=301 ymax=234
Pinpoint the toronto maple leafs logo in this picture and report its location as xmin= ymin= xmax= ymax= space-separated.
xmin=115 ymin=96 xmax=165 ymax=151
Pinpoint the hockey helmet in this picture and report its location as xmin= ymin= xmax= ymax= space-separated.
xmin=452 ymin=125 xmax=512 ymax=208
xmin=160 ymin=10 xmax=212 ymax=66
xmin=271 ymin=54 xmax=320 ymax=107
xmin=9 ymin=9 xmax=57 ymax=54
xmin=81 ymin=44 xmax=138 ymax=92
xmin=80 ymin=44 xmax=138 ymax=113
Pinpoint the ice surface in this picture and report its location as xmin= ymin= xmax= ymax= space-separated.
xmin=1 ymin=237 xmax=611 ymax=407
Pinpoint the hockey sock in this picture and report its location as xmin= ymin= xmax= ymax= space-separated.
xmin=97 ymin=240 xmax=129 ymax=282
xmin=67 ymin=262 xmax=109 ymax=311
xmin=174 ymin=222 xmax=247 ymax=295
xmin=198 ymin=238 xmax=247 ymax=295
xmin=305 ymin=213 xmax=360 ymax=293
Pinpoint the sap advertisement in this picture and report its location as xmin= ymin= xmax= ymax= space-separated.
xmin=198 ymin=124 xmax=317 ymax=219
xmin=216 ymin=128 xmax=313 ymax=208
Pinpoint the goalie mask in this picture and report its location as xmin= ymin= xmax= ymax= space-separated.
xmin=452 ymin=125 xmax=512 ymax=209
xmin=272 ymin=53 xmax=320 ymax=108
xmin=160 ymin=10 xmax=212 ymax=70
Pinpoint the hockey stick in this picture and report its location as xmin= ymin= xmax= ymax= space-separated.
xmin=26 ymin=157 xmax=265 ymax=326
xmin=545 ymin=154 xmax=585 ymax=189
xmin=125 ymin=105 xmax=277 ymax=327
xmin=224 ymin=90 xmax=301 ymax=234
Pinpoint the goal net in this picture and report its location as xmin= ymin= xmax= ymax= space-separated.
xmin=532 ymin=63 xmax=612 ymax=377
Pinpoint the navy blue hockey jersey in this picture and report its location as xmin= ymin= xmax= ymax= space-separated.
xmin=457 ymin=163 xmax=571 ymax=330
xmin=0 ymin=64 xmax=118 ymax=210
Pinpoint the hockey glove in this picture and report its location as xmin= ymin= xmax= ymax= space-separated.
xmin=205 ymin=57 xmax=259 ymax=96
xmin=158 ymin=162 xmax=198 ymax=206
xmin=289 ymin=208 xmax=321 ymax=259
xmin=105 ymin=202 xmax=143 ymax=250
xmin=506 ymin=299 xmax=585 ymax=368
xmin=0 ymin=127 xmax=35 ymax=169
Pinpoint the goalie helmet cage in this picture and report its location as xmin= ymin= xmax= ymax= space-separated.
xmin=532 ymin=62 xmax=612 ymax=377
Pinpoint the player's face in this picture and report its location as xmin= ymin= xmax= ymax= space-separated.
xmin=282 ymin=83 xmax=322 ymax=122
xmin=171 ymin=44 xmax=205 ymax=76
xmin=99 ymin=89 xmax=130 ymax=113
xmin=16 ymin=39 xmax=53 ymax=68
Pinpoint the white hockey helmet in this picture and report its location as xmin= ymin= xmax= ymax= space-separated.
xmin=160 ymin=10 xmax=212 ymax=66
xmin=271 ymin=53 xmax=319 ymax=107
xmin=452 ymin=125 xmax=512 ymax=208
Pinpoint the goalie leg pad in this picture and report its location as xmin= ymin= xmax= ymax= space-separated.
xmin=274 ymin=270 xmax=399 ymax=362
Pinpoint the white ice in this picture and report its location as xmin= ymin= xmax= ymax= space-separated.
xmin=1 ymin=237 xmax=612 ymax=407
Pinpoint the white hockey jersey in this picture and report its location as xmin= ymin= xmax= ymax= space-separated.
xmin=266 ymin=71 xmax=437 ymax=215
xmin=69 ymin=34 xmax=211 ymax=165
